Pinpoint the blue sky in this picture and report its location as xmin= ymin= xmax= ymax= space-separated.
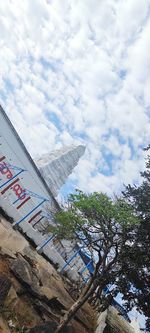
xmin=0 ymin=0 xmax=150 ymax=199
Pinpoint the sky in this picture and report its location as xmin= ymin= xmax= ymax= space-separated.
xmin=0 ymin=1 xmax=149 ymax=328
xmin=0 ymin=0 xmax=150 ymax=197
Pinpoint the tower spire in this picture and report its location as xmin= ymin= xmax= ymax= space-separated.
xmin=35 ymin=145 xmax=85 ymax=197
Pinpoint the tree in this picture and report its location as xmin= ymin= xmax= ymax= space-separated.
xmin=51 ymin=191 xmax=139 ymax=333
xmin=122 ymin=146 xmax=150 ymax=331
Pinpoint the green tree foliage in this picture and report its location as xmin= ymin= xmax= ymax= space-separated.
xmin=53 ymin=191 xmax=139 ymax=332
xmin=122 ymin=146 xmax=150 ymax=331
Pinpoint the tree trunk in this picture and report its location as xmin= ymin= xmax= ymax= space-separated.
xmin=81 ymin=257 xmax=102 ymax=298
xmin=55 ymin=280 xmax=99 ymax=333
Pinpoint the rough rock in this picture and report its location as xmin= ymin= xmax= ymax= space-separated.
xmin=131 ymin=318 xmax=141 ymax=332
xmin=0 ymin=275 xmax=11 ymax=306
xmin=11 ymin=256 xmax=39 ymax=287
xmin=4 ymin=286 xmax=18 ymax=308
xmin=11 ymin=259 xmax=91 ymax=330
xmin=0 ymin=217 xmax=28 ymax=253
xmin=95 ymin=310 xmax=107 ymax=333
xmin=28 ymin=321 xmax=57 ymax=333
xmin=104 ymin=306 xmax=135 ymax=333
xmin=0 ymin=316 xmax=11 ymax=333
xmin=28 ymin=320 xmax=76 ymax=333
xmin=0 ymin=217 xmax=94 ymax=333
xmin=95 ymin=307 xmax=137 ymax=333
xmin=10 ymin=257 xmax=70 ymax=311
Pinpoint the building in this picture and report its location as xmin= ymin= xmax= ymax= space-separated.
xmin=0 ymin=106 xmax=133 ymax=323
xmin=0 ymin=105 xmax=86 ymax=281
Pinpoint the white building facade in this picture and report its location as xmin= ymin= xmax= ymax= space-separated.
xmin=0 ymin=105 xmax=88 ymax=282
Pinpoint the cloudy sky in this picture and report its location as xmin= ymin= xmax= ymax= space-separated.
xmin=0 ymin=0 xmax=150 ymax=196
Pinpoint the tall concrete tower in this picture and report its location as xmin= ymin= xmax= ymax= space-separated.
xmin=35 ymin=145 xmax=85 ymax=197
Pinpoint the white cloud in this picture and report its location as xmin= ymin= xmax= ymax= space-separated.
xmin=0 ymin=0 xmax=150 ymax=201
xmin=116 ymin=0 xmax=150 ymax=41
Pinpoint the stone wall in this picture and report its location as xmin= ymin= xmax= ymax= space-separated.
xmin=95 ymin=307 xmax=135 ymax=333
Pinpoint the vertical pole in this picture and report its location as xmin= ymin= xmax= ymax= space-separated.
xmin=79 ymin=259 xmax=93 ymax=275
xmin=13 ymin=199 xmax=46 ymax=227
xmin=61 ymin=248 xmax=82 ymax=272
xmin=36 ymin=234 xmax=55 ymax=253
xmin=0 ymin=169 xmax=24 ymax=189
xmin=79 ymin=260 xmax=93 ymax=283
xmin=32 ymin=216 xmax=44 ymax=228
xmin=13 ymin=192 xmax=27 ymax=204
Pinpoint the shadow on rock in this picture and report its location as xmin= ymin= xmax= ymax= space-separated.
xmin=28 ymin=320 xmax=75 ymax=333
